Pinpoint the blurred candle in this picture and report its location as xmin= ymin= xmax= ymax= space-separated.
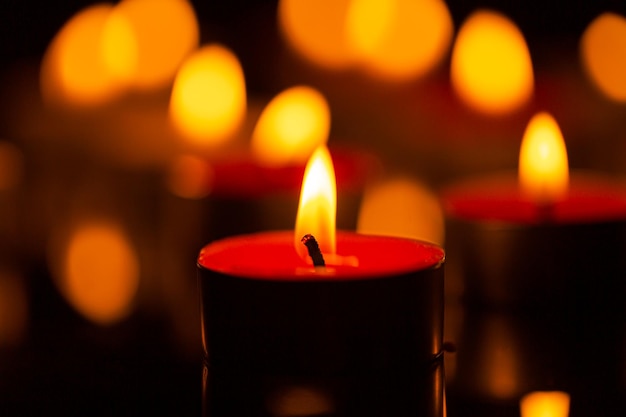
xmin=450 ymin=9 xmax=534 ymax=115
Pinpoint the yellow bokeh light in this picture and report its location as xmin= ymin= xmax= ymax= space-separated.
xmin=450 ymin=9 xmax=534 ymax=115
xmin=520 ymin=391 xmax=570 ymax=417
xmin=295 ymin=145 xmax=337 ymax=261
xmin=115 ymin=0 xmax=199 ymax=90
xmin=251 ymin=86 xmax=330 ymax=167
xmin=40 ymin=4 xmax=135 ymax=107
xmin=518 ymin=112 xmax=569 ymax=205
xmin=166 ymin=154 xmax=214 ymax=199
xmin=61 ymin=222 xmax=140 ymax=325
xmin=357 ymin=177 xmax=445 ymax=245
xmin=278 ymin=0 xmax=354 ymax=69
xmin=351 ymin=0 xmax=454 ymax=81
xmin=169 ymin=44 xmax=247 ymax=149
xmin=345 ymin=0 xmax=395 ymax=59
xmin=580 ymin=12 xmax=626 ymax=102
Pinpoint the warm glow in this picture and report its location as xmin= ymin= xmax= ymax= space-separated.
xmin=518 ymin=112 xmax=569 ymax=204
xmin=450 ymin=10 xmax=534 ymax=115
xmin=166 ymin=154 xmax=214 ymax=199
xmin=0 ymin=141 xmax=24 ymax=191
xmin=251 ymin=86 xmax=330 ymax=167
xmin=349 ymin=0 xmax=454 ymax=81
xmin=0 ymin=271 xmax=28 ymax=348
xmin=40 ymin=4 xmax=136 ymax=107
xmin=295 ymin=145 xmax=337 ymax=261
xmin=61 ymin=222 xmax=140 ymax=325
xmin=278 ymin=0 xmax=354 ymax=69
xmin=268 ymin=385 xmax=334 ymax=417
xmin=580 ymin=12 xmax=626 ymax=102
xmin=520 ymin=391 xmax=570 ymax=417
xmin=357 ymin=177 xmax=445 ymax=245
xmin=169 ymin=44 xmax=247 ymax=148
xmin=481 ymin=316 xmax=521 ymax=399
xmin=114 ymin=0 xmax=199 ymax=90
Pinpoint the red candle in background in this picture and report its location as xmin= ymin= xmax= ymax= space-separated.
xmin=198 ymin=146 xmax=445 ymax=417
xmin=441 ymin=112 xmax=626 ymax=416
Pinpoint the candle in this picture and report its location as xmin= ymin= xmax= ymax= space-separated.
xmin=198 ymin=145 xmax=445 ymax=416
xmin=441 ymin=112 xmax=626 ymax=417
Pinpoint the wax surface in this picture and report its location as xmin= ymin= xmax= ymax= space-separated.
xmin=209 ymin=147 xmax=378 ymax=197
xmin=198 ymin=231 xmax=445 ymax=280
xmin=442 ymin=172 xmax=626 ymax=224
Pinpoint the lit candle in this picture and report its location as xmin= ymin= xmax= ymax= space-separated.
xmin=198 ymin=145 xmax=445 ymax=416
xmin=441 ymin=111 xmax=626 ymax=416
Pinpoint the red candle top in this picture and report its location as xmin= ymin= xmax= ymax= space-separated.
xmin=198 ymin=231 xmax=444 ymax=281
xmin=442 ymin=171 xmax=626 ymax=225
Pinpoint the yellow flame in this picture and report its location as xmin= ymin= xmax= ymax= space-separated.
xmin=251 ymin=86 xmax=330 ymax=167
xmin=278 ymin=0 xmax=353 ymax=69
xmin=357 ymin=177 xmax=445 ymax=245
xmin=349 ymin=0 xmax=454 ymax=81
xmin=40 ymin=4 xmax=135 ymax=107
xmin=61 ymin=222 xmax=140 ymax=325
xmin=169 ymin=44 xmax=247 ymax=149
xmin=580 ymin=12 xmax=626 ymax=102
xmin=450 ymin=10 xmax=534 ymax=115
xmin=520 ymin=391 xmax=570 ymax=417
xmin=518 ymin=112 xmax=569 ymax=204
xmin=295 ymin=145 xmax=337 ymax=260
xmin=114 ymin=0 xmax=199 ymax=90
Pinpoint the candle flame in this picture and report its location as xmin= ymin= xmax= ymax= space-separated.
xmin=251 ymin=86 xmax=330 ymax=167
xmin=450 ymin=9 xmax=534 ymax=115
xmin=169 ymin=44 xmax=246 ymax=149
xmin=518 ymin=112 xmax=569 ymax=204
xmin=520 ymin=391 xmax=570 ymax=417
xmin=295 ymin=145 xmax=336 ymax=261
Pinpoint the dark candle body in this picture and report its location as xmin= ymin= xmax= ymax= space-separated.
xmin=197 ymin=231 xmax=445 ymax=417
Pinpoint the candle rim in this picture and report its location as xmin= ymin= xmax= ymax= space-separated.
xmin=198 ymin=230 xmax=445 ymax=281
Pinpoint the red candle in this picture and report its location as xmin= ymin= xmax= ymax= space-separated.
xmin=198 ymin=146 xmax=445 ymax=416
xmin=441 ymin=113 xmax=626 ymax=416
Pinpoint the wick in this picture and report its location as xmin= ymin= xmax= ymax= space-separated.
xmin=301 ymin=234 xmax=326 ymax=268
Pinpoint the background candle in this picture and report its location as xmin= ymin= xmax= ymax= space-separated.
xmin=198 ymin=231 xmax=445 ymax=417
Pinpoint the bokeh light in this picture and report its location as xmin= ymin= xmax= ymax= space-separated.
xmin=520 ymin=391 xmax=570 ymax=417
xmin=40 ymin=4 xmax=135 ymax=107
xmin=278 ymin=0 xmax=354 ymax=70
xmin=357 ymin=177 xmax=444 ymax=245
xmin=169 ymin=44 xmax=247 ymax=149
xmin=450 ymin=9 xmax=534 ymax=115
xmin=349 ymin=0 xmax=454 ymax=81
xmin=251 ymin=86 xmax=330 ymax=167
xmin=580 ymin=12 xmax=626 ymax=102
xmin=114 ymin=0 xmax=199 ymax=90
xmin=57 ymin=221 xmax=140 ymax=325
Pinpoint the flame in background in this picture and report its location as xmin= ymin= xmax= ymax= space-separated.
xmin=450 ymin=9 xmax=534 ymax=115
xmin=251 ymin=86 xmax=330 ymax=167
xmin=518 ymin=112 xmax=569 ymax=205
xmin=520 ymin=391 xmax=571 ymax=417
xmin=169 ymin=44 xmax=247 ymax=149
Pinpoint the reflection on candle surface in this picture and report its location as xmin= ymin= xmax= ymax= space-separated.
xmin=450 ymin=9 xmax=533 ymax=115
xmin=520 ymin=391 xmax=570 ymax=417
